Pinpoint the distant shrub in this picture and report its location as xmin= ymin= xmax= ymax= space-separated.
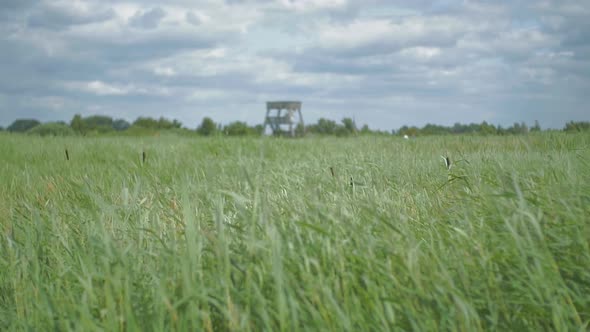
xmin=223 ymin=121 xmax=259 ymax=136
xmin=197 ymin=117 xmax=218 ymax=136
xmin=113 ymin=119 xmax=131 ymax=131
xmin=564 ymin=121 xmax=590 ymax=132
xmin=133 ymin=117 xmax=182 ymax=130
xmin=8 ymin=119 xmax=41 ymax=132
xmin=27 ymin=122 xmax=75 ymax=136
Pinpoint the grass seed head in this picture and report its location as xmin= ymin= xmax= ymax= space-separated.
xmin=441 ymin=155 xmax=452 ymax=170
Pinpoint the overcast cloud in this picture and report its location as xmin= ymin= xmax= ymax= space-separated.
xmin=1 ymin=0 xmax=589 ymax=130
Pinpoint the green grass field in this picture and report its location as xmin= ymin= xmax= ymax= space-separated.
xmin=1 ymin=132 xmax=589 ymax=331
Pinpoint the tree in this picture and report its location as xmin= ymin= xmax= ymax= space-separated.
xmin=342 ymin=118 xmax=356 ymax=134
xmin=113 ymin=119 xmax=131 ymax=131
xmin=223 ymin=121 xmax=252 ymax=136
xmin=451 ymin=122 xmax=465 ymax=134
xmin=171 ymin=119 xmax=182 ymax=129
xmin=505 ymin=122 xmax=529 ymax=135
xmin=479 ymin=121 xmax=497 ymax=135
xmin=84 ymin=115 xmax=113 ymax=129
xmin=72 ymin=115 xmax=115 ymax=133
xmin=531 ymin=120 xmax=541 ymax=132
xmin=7 ymin=119 xmax=41 ymax=133
xmin=133 ymin=117 xmax=159 ymax=128
xmin=309 ymin=118 xmax=339 ymax=135
xmin=133 ymin=116 xmax=182 ymax=129
xmin=158 ymin=117 xmax=181 ymax=129
xmin=564 ymin=121 xmax=590 ymax=132
xmin=398 ymin=125 xmax=419 ymax=137
xmin=421 ymin=123 xmax=449 ymax=135
xmin=70 ymin=114 xmax=86 ymax=134
xmin=360 ymin=124 xmax=371 ymax=135
xmin=197 ymin=117 xmax=217 ymax=136
xmin=295 ymin=123 xmax=306 ymax=136
xmin=253 ymin=124 xmax=265 ymax=135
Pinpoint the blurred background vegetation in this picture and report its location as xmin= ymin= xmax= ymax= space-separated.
xmin=1 ymin=113 xmax=589 ymax=137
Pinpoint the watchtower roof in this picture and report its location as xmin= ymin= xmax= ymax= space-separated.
xmin=267 ymin=101 xmax=302 ymax=109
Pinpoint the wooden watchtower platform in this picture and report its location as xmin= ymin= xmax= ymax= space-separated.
xmin=263 ymin=101 xmax=304 ymax=137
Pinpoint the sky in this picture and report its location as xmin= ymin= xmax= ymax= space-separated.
xmin=0 ymin=0 xmax=589 ymax=130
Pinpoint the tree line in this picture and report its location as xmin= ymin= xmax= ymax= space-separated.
xmin=1 ymin=114 xmax=589 ymax=137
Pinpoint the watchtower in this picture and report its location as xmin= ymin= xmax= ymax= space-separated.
xmin=263 ymin=101 xmax=304 ymax=137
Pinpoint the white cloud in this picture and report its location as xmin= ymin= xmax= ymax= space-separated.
xmin=279 ymin=0 xmax=348 ymax=12
xmin=186 ymin=89 xmax=230 ymax=101
xmin=76 ymin=80 xmax=129 ymax=95
xmin=65 ymin=80 xmax=171 ymax=97
xmin=153 ymin=66 xmax=177 ymax=77
xmin=314 ymin=15 xmax=469 ymax=52
xmin=399 ymin=46 xmax=441 ymax=59
xmin=318 ymin=19 xmax=393 ymax=49
xmin=457 ymin=27 xmax=559 ymax=60
xmin=185 ymin=11 xmax=207 ymax=25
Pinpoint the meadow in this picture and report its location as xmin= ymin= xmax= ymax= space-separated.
xmin=1 ymin=132 xmax=589 ymax=331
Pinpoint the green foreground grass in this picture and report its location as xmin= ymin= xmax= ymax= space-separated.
xmin=1 ymin=132 xmax=589 ymax=331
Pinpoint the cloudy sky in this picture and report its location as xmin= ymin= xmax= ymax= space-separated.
xmin=1 ymin=0 xmax=589 ymax=130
